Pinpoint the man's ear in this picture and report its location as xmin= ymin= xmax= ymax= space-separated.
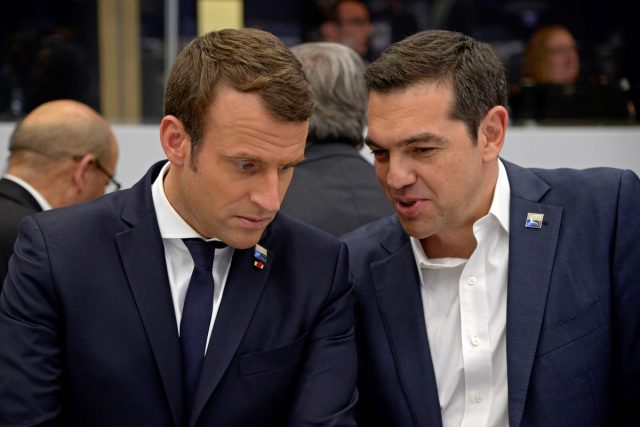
xmin=478 ymin=105 xmax=509 ymax=163
xmin=70 ymin=153 xmax=96 ymax=192
xmin=160 ymin=115 xmax=191 ymax=167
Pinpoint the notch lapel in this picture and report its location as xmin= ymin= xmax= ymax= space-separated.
xmin=116 ymin=194 xmax=184 ymax=426
xmin=188 ymin=244 xmax=272 ymax=426
xmin=504 ymin=162 xmax=562 ymax=426
xmin=373 ymin=229 xmax=443 ymax=427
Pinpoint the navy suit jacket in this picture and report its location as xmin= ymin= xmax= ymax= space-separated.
xmin=0 ymin=177 xmax=42 ymax=286
xmin=0 ymin=161 xmax=357 ymax=426
xmin=342 ymin=160 xmax=640 ymax=426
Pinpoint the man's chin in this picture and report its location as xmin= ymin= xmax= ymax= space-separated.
xmin=221 ymin=226 xmax=268 ymax=250
xmin=398 ymin=216 xmax=432 ymax=241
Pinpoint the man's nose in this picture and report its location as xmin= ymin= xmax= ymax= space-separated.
xmin=385 ymin=155 xmax=416 ymax=190
xmin=250 ymin=172 xmax=282 ymax=213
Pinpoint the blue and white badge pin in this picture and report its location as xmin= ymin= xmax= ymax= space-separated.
xmin=525 ymin=212 xmax=544 ymax=229
xmin=253 ymin=244 xmax=268 ymax=270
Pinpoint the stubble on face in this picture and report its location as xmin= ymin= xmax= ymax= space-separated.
xmin=165 ymin=86 xmax=308 ymax=249
xmin=367 ymin=82 xmax=497 ymax=257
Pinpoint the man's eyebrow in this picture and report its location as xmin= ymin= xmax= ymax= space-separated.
xmin=223 ymin=153 xmax=260 ymax=162
xmin=365 ymin=132 xmax=448 ymax=148
xmin=222 ymin=153 xmax=306 ymax=167
xmin=402 ymin=132 xmax=448 ymax=145
xmin=288 ymin=156 xmax=306 ymax=166
xmin=364 ymin=137 xmax=379 ymax=148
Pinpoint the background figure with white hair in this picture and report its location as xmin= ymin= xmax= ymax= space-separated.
xmin=281 ymin=42 xmax=393 ymax=236
xmin=0 ymin=99 xmax=119 ymax=286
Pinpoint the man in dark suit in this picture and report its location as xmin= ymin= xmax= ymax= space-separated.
xmin=281 ymin=42 xmax=393 ymax=236
xmin=0 ymin=99 xmax=119 ymax=286
xmin=0 ymin=29 xmax=356 ymax=426
xmin=342 ymin=30 xmax=640 ymax=426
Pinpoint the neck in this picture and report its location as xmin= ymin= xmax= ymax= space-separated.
xmin=8 ymin=163 xmax=69 ymax=208
xmin=422 ymin=226 xmax=477 ymax=259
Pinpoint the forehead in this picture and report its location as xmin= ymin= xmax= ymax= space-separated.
xmin=546 ymin=30 xmax=574 ymax=46
xmin=369 ymin=82 xmax=454 ymax=122
xmin=202 ymin=85 xmax=308 ymax=157
xmin=338 ymin=1 xmax=369 ymax=18
xmin=367 ymin=82 xmax=460 ymax=144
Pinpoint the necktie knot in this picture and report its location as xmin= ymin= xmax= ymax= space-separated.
xmin=182 ymin=238 xmax=227 ymax=270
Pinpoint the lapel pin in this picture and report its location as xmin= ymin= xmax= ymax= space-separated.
xmin=253 ymin=244 xmax=268 ymax=270
xmin=525 ymin=212 xmax=544 ymax=229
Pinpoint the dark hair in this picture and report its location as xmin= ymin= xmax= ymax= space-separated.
xmin=164 ymin=28 xmax=315 ymax=162
xmin=365 ymin=30 xmax=507 ymax=141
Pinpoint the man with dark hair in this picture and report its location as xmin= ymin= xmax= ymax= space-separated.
xmin=319 ymin=0 xmax=373 ymax=60
xmin=343 ymin=29 xmax=640 ymax=426
xmin=281 ymin=42 xmax=393 ymax=236
xmin=0 ymin=28 xmax=356 ymax=426
xmin=0 ymin=99 xmax=119 ymax=285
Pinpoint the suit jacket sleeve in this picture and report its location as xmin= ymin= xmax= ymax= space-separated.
xmin=286 ymin=242 xmax=357 ymax=426
xmin=612 ymin=169 xmax=640 ymax=425
xmin=0 ymin=215 xmax=63 ymax=426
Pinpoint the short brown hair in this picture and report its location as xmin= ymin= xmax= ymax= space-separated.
xmin=164 ymin=28 xmax=315 ymax=160
xmin=365 ymin=30 xmax=507 ymax=141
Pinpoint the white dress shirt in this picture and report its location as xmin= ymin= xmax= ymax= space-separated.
xmin=411 ymin=160 xmax=510 ymax=427
xmin=4 ymin=174 xmax=53 ymax=210
xmin=151 ymin=162 xmax=234 ymax=353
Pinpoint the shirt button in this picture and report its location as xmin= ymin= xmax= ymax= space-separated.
xmin=474 ymin=393 xmax=484 ymax=403
xmin=467 ymin=276 xmax=477 ymax=285
xmin=471 ymin=335 xmax=480 ymax=346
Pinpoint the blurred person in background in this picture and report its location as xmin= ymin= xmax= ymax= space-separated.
xmin=0 ymin=99 xmax=118 ymax=286
xmin=281 ymin=42 xmax=393 ymax=236
xmin=319 ymin=0 xmax=374 ymax=61
xmin=511 ymin=24 xmax=634 ymax=123
xmin=521 ymin=25 xmax=580 ymax=85
xmin=0 ymin=29 xmax=92 ymax=119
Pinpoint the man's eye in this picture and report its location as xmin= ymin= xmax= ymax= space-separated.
xmin=371 ymin=149 xmax=388 ymax=159
xmin=235 ymin=161 xmax=256 ymax=171
xmin=412 ymin=147 xmax=435 ymax=155
xmin=279 ymin=165 xmax=295 ymax=173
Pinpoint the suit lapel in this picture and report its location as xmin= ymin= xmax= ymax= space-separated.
xmin=373 ymin=224 xmax=443 ymax=427
xmin=189 ymin=236 xmax=273 ymax=426
xmin=503 ymin=161 xmax=562 ymax=426
xmin=115 ymin=162 xmax=184 ymax=427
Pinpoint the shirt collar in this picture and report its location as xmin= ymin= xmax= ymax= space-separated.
xmin=3 ymin=174 xmax=52 ymax=211
xmin=489 ymin=159 xmax=511 ymax=234
xmin=410 ymin=237 xmax=467 ymax=269
xmin=151 ymin=162 xmax=210 ymax=240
